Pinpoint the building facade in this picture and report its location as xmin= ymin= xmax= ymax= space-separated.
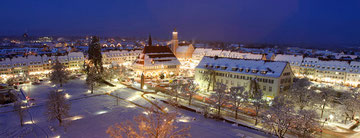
xmin=0 ymin=52 xmax=85 ymax=81
xmin=132 ymin=36 xmax=181 ymax=78
xmin=195 ymin=56 xmax=294 ymax=99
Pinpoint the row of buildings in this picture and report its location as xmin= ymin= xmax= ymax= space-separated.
xmin=0 ymin=52 xmax=85 ymax=81
xmin=273 ymin=54 xmax=360 ymax=87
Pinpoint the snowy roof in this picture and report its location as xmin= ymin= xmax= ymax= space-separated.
xmin=193 ymin=48 xmax=213 ymax=55
xmin=274 ymin=54 xmax=303 ymax=66
xmin=196 ymin=56 xmax=288 ymax=78
xmin=266 ymin=53 xmax=274 ymax=60
xmin=220 ymin=50 xmax=231 ymax=57
xmin=333 ymin=54 xmax=357 ymax=60
xmin=303 ymin=57 xmax=319 ymax=63
xmin=206 ymin=50 xmax=222 ymax=56
xmin=176 ymin=46 xmax=189 ymax=53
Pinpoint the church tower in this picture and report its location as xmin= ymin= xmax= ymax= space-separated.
xmin=171 ymin=28 xmax=178 ymax=55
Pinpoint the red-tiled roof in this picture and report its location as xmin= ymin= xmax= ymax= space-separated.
xmin=143 ymin=46 xmax=173 ymax=54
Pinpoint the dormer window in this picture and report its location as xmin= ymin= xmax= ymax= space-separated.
xmin=231 ymin=67 xmax=238 ymax=71
xmin=205 ymin=64 xmax=208 ymax=68
xmin=239 ymin=68 xmax=243 ymax=72
xmin=252 ymin=69 xmax=258 ymax=73
xmin=261 ymin=71 xmax=267 ymax=74
xmin=221 ymin=66 xmax=227 ymax=70
xmin=215 ymin=66 xmax=220 ymax=69
xmin=245 ymin=68 xmax=250 ymax=73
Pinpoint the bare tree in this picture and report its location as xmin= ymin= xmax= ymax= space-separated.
xmin=103 ymin=67 xmax=116 ymax=82
xmin=169 ymin=80 xmax=183 ymax=104
xmin=182 ymin=80 xmax=198 ymax=106
xmin=118 ymin=65 xmax=129 ymax=81
xmin=262 ymin=96 xmax=297 ymax=138
xmin=229 ymin=86 xmax=249 ymax=119
xmin=295 ymin=109 xmax=320 ymax=137
xmin=201 ymin=105 xmax=212 ymax=118
xmin=6 ymin=77 xmax=16 ymax=86
xmin=86 ymin=66 xmax=100 ymax=94
xmin=45 ymin=90 xmax=71 ymax=126
xmin=337 ymin=91 xmax=360 ymax=123
xmin=313 ymin=87 xmax=336 ymax=118
xmin=286 ymin=78 xmax=315 ymax=110
xmin=13 ymin=99 xmax=26 ymax=127
xmin=50 ymin=59 xmax=69 ymax=87
xmin=107 ymin=107 xmax=190 ymax=138
xmin=210 ymin=82 xmax=228 ymax=117
xmin=251 ymin=86 xmax=266 ymax=126
xmin=202 ymin=67 xmax=216 ymax=92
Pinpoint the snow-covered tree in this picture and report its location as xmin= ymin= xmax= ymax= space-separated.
xmin=118 ymin=65 xmax=129 ymax=81
xmin=107 ymin=107 xmax=190 ymax=138
xmin=6 ymin=77 xmax=16 ymax=86
xmin=182 ymin=80 xmax=198 ymax=106
xmin=50 ymin=59 xmax=69 ymax=87
xmin=262 ymin=96 xmax=297 ymax=138
xmin=87 ymin=36 xmax=103 ymax=74
xmin=250 ymin=86 xmax=266 ymax=125
xmin=313 ymin=87 xmax=337 ymax=118
xmin=103 ymin=67 xmax=116 ymax=82
xmin=229 ymin=86 xmax=249 ymax=119
xmin=210 ymin=82 xmax=228 ymax=117
xmin=169 ymin=79 xmax=183 ymax=103
xmin=201 ymin=105 xmax=212 ymax=118
xmin=286 ymin=78 xmax=315 ymax=110
xmin=295 ymin=109 xmax=320 ymax=137
xmin=337 ymin=90 xmax=360 ymax=123
xmin=202 ymin=67 xmax=216 ymax=92
xmin=86 ymin=66 xmax=100 ymax=94
xmin=45 ymin=90 xmax=70 ymax=126
xmin=13 ymin=99 xmax=26 ymax=127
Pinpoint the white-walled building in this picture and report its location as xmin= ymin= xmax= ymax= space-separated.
xmin=195 ymin=56 xmax=294 ymax=99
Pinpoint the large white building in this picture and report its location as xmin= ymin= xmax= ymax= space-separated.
xmin=132 ymin=36 xmax=181 ymax=77
xmin=195 ymin=56 xmax=294 ymax=99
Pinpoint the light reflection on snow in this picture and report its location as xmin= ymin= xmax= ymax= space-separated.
xmin=64 ymin=93 xmax=71 ymax=99
xmin=127 ymin=94 xmax=140 ymax=101
xmin=53 ymin=135 xmax=60 ymax=138
xmin=24 ymin=121 xmax=34 ymax=124
xmin=95 ymin=110 xmax=108 ymax=115
xmin=177 ymin=116 xmax=192 ymax=123
xmin=126 ymin=104 xmax=136 ymax=108
xmin=143 ymin=111 xmax=148 ymax=115
xmin=65 ymin=115 xmax=83 ymax=121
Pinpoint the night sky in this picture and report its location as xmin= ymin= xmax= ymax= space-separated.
xmin=1 ymin=0 xmax=360 ymax=45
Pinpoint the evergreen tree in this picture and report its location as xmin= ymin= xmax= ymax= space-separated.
xmin=86 ymin=66 xmax=100 ymax=94
xmin=87 ymin=36 xmax=103 ymax=74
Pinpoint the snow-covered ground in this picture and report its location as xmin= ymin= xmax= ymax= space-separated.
xmin=0 ymin=79 xmax=270 ymax=138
